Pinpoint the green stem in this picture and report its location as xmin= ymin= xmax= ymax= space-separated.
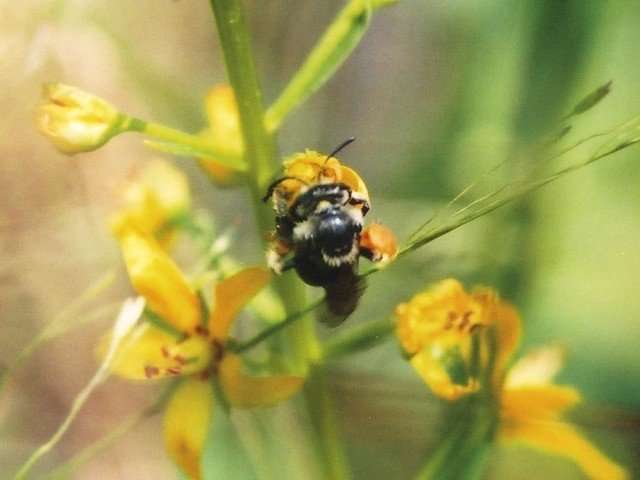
xmin=304 ymin=369 xmax=352 ymax=480
xmin=209 ymin=0 xmax=318 ymax=374
xmin=416 ymin=412 xmax=470 ymax=480
xmin=416 ymin=398 xmax=497 ymax=480
xmin=208 ymin=0 xmax=276 ymax=211
xmin=231 ymin=299 xmax=323 ymax=354
xmin=126 ymin=117 xmax=242 ymax=168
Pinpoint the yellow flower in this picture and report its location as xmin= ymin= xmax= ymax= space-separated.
xmin=395 ymin=279 xmax=492 ymax=400
xmin=197 ymin=85 xmax=244 ymax=186
xmin=109 ymin=159 xmax=191 ymax=245
xmin=36 ymin=83 xmax=123 ymax=155
xmin=396 ymin=279 xmax=628 ymax=479
xmin=105 ymin=230 xmax=304 ymax=479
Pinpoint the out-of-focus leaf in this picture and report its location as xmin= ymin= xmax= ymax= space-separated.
xmin=568 ymin=80 xmax=613 ymax=117
xmin=143 ymin=140 xmax=247 ymax=171
xmin=201 ymin=393 xmax=258 ymax=480
xmin=265 ymin=0 xmax=396 ymax=131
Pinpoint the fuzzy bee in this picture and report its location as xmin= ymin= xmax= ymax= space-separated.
xmin=263 ymin=139 xmax=397 ymax=326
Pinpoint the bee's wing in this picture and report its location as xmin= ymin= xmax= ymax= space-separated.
xmin=320 ymin=267 xmax=367 ymax=328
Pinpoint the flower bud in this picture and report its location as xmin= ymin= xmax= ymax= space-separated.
xmin=198 ymin=85 xmax=244 ymax=186
xmin=36 ymin=83 xmax=123 ymax=155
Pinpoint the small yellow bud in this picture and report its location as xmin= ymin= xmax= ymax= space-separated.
xmin=36 ymin=83 xmax=124 ymax=155
xmin=198 ymin=85 xmax=244 ymax=186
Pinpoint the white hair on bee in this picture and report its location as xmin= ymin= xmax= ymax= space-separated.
xmin=345 ymin=205 xmax=363 ymax=226
xmin=321 ymin=241 xmax=359 ymax=267
xmin=266 ymin=248 xmax=284 ymax=274
xmin=293 ymin=218 xmax=316 ymax=241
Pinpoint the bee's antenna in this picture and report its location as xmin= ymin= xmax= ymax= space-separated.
xmin=262 ymin=176 xmax=308 ymax=202
xmin=325 ymin=137 xmax=356 ymax=164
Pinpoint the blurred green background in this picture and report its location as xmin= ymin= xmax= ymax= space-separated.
xmin=1 ymin=0 xmax=639 ymax=478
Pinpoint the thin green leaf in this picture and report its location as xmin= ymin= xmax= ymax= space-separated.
xmin=400 ymin=115 xmax=640 ymax=257
xmin=143 ymin=140 xmax=247 ymax=171
xmin=201 ymin=392 xmax=258 ymax=480
xmin=265 ymin=0 xmax=396 ymax=131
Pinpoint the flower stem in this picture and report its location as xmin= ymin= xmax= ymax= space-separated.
xmin=126 ymin=117 xmax=242 ymax=168
xmin=231 ymin=299 xmax=324 ymax=354
xmin=209 ymin=0 xmax=319 ymax=373
xmin=304 ymin=369 xmax=352 ymax=480
xmin=416 ymin=398 xmax=497 ymax=480
xmin=208 ymin=0 xmax=276 ymax=211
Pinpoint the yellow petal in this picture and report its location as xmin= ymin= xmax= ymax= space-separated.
xmin=506 ymin=346 xmax=565 ymax=388
xmin=218 ymin=353 xmax=304 ymax=408
xmin=409 ymin=348 xmax=478 ymax=401
xmin=101 ymin=323 xmax=211 ymax=380
xmin=501 ymin=385 xmax=581 ymax=422
xmin=164 ymin=378 xmax=214 ymax=480
xmin=500 ymin=418 xmax=628 ymax=480
xmin=119 ymin=230 xmax=201 ymax=334
xmin=209 ymin=267 xmax=271 ymax=342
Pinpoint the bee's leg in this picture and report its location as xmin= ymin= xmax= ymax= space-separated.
xmin=358 ymin=223 xmax=398 ymax=263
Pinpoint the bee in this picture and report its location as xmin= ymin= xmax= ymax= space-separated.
xmin=263 ymin=139 xmax=397 ymax=326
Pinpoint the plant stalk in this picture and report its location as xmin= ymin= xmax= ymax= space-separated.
xmin=209 ymin=0 xmax=319 ymax=374
xmin=127 ymin=117 xmax=241 ymax=166
xmin=304 ymin=369 xmax=352 ymax=480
